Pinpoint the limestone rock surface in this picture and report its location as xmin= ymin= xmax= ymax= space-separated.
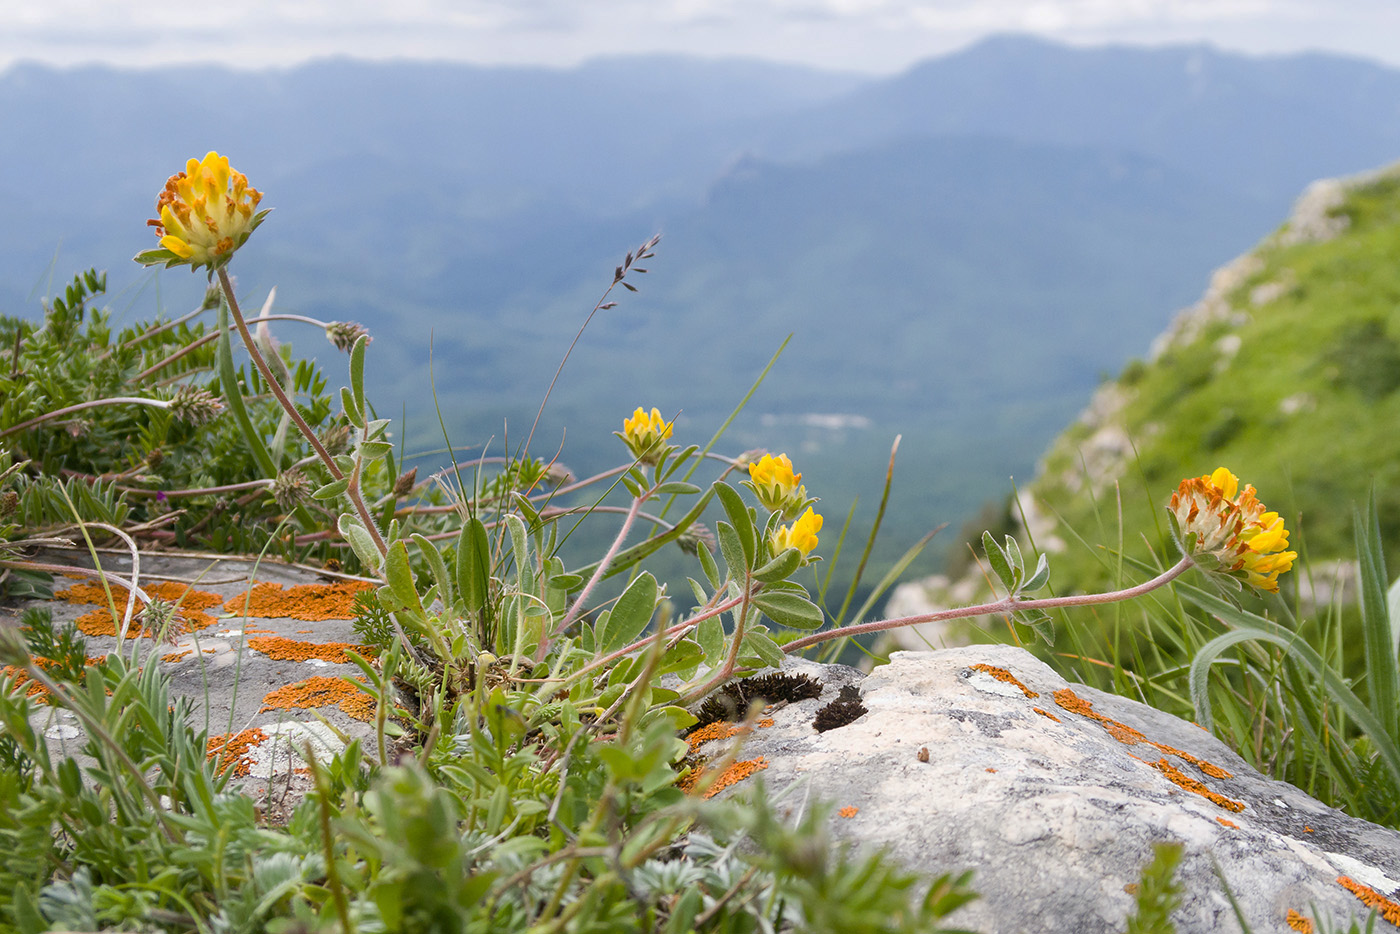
xmin=6 ymin=549 xmax=383 ymax=813
xmin=696 ymin=645 xmax=1400 ymax=934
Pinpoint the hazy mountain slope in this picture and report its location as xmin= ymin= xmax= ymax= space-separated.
xmin=763 ymin=34 xmax=1400 ymax=205
xmin=1027 ymin=162 xmax=1400 ymax=593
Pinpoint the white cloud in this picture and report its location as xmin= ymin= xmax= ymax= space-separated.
xmin=1 ymin=0 xmax=1397 ymax=74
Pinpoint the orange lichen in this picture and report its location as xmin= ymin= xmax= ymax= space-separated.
xmin=1123 ymin=883 xmax=1139 ymax=895
xmin=679 ymin=757 xmax=768 ymax=798
xmin=1338 ymin=876 xmax=1400 ymax=925
xmin=1054 ymin=689 xmax=1235 ymax=786
xmin=61 ymin=580 xmax=224 ymax=638
xmin=971 ymin=663 xmax=1038 ymax=698
xmin=247 ymin=636 xmax=376 ymax=664
xmin=985 ymin=767 xmax=997 ymax=773
xmin=684 ymin=717 xmax=775 ymax=754
xmin=1032 ymin=707 xmax=1061 ymax=722
xmin=161 ymin=650 xmax=193 ymax=663
xmin=224 ymin=580 xmax=374 ymax=621
xmin=2 ymin=664 xmax=55 ymax=701
xmin=686 ymin=720 xmax=742 ymax=753
xmin=1286 ymin=909 xmax=1313 ymax=932
xmin=1151 ymin=742 xmax=1232 ymax=779
xmin=206 ymin=727 xmax=268 ymax=777
xmin=1304 ymin=826 xmax=1314 ymax=833
xmin=296 ymin=630 xmax=314 ymax=634
xmin=1216 ymin=817 xmax=1238 ymax=829
xmin=838 ymin=806 xmax=859 ymax=818
xmin=2 ymin=655 xmax=104 ymax=702
xmin=1147 ymin=758 xmax=1245 ymax=812
xmin=259 ymin=676 xmax=375 ymax=722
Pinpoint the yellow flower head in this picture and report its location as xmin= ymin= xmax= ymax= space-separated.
xmin=748 ymin=453 xmax=808 ymax=515
xmin=139 ymin=152 xmax=266 ymax=272
xmin=770 ymin=507 xmax=823 ymax=560
xmin=1169 ymin=467 xmax=1297 ymax=593
xmin=621 ymin=407 xmax=674 ymax=464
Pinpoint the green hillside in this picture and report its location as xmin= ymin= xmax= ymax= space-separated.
xmin=1028 ymin=161 xmax=1400 ymax=597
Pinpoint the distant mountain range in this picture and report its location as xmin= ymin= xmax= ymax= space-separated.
xmin=3 ymin=35 xmax=1397 ymax=580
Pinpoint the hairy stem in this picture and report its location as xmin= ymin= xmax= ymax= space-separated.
xmin=0 ymin=396 xmax=170 ymax=440
xmin=782 ymin=555 xmax=1196 ymax=654
xmin=217 ymin=267 xmax=387 ymax=558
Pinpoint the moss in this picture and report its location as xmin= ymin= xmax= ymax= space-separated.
xmin=813 ymin=685 xmax=867 ymax=733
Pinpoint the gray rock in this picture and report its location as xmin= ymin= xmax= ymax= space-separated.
xmin=694 ymin=645 xmax=1400 ymax=933
xmin=7 ymin=549 xmax=385 ymax=815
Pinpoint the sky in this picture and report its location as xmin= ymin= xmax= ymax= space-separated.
xmin=2 ymin=0 xmax=1399 ymax=75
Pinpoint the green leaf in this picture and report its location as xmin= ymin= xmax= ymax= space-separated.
xmin=653 ymin=481 xmax=701 ymax=496
xmin=652 ymin=705 xmax=699 ymax=731
xmin=340 ymin=386 xmax=364 ymax=428
xmin=697 ymin=539 xmax=722 ymax=589
xmin=312 ymin=478 xmax=350 ymax=500
xmin=384 ymin=540 xmax=423 ymax=614
xmin=1004 ymin=535 xmax=1025 ymax=576
xmin=752 ymin=547 xmax=802 ymax=584
xmin=551 ymin=572 xmax=584 ymax=591
xmin=982 ymin=530 xmax=1014 ymax=591
xmin=716 ymin=521 xmax=748 ymax=578
xmin=597 ymin=572 xmax=658 ymax=654
xmin=657 ymin=638 xmax=704 ymax=677
xmin=753 ymin=591 xmax=824 ymax=629
xmin=741 ymin=630 xmax=785 ymax=668
xmin=339 ymin=514 xmax=382 ymax=574
xmin=412 ymin=533 xmax=452 ymax=608
xmin=1021 ymin=553 xmax=1051 ymax=594
xmin=713 ymin=481 xmax=755 ymax=569
xmin=1357 ymin=493 xmax=1400 ymax=738
xmin=456 ymin=517 xmax=491 ymax=613
xmin=350 ymin=333 xmax=368 ymax=418
xmin=133 ymin=248 xmax=180 ymax=267
xmin=359 ymin=440 xmax=393 ymax=460
xmin=696 ymin=617 xmax=724 ymax=667
xmin=505 ymin=514 xmax=535 ymax=596
xmin=687 ymin=577 xmax=708 ymax=604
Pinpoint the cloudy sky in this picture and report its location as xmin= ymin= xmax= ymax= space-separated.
xmin=2 ymin=0 xmax=1397 ymax=74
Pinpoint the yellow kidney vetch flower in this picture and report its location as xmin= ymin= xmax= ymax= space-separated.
xmin=620 ymin=407 xmax=674 ymax=464
xmin=138 ymin=152 xmax=266 ymax=273
xmin=748 ymin=453 xmax=808 ymax=517
xmin=1169 ymin=467 xmax=1297 ymax=593
xmin=770 ymin=507 xmax=823 ymax=560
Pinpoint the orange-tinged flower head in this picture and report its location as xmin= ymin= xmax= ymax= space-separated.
xmin=770 ymin=507 xmax=823 ymax=560
xmin=748 ymin=453 xmax=807 ymax=515
xmin=139 ymin=152 xmax=265 ymax=272
xmin=621 ymin=407 xmax=674 ymax=464
xmin=1169 ymin=467 xmax=1297 ymax=593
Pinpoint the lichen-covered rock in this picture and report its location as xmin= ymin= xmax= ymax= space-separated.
xmin=11 ymin=550 xmax=383 ymax=811
xmin=700 ymin=645 xmax=1400 ymax=933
